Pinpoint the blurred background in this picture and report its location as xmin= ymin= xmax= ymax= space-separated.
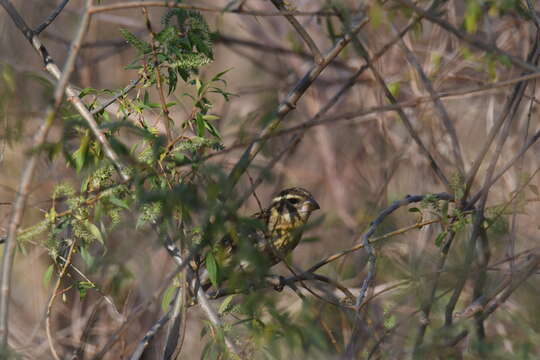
xmin=1 ymin=0 xmax=540 ymax=358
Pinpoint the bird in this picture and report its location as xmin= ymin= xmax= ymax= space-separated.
xmin=204 ymin=187 xmax=320 ymax=287
xmin=249 ymin=187 xmax=320 ymax=265
xmin=162 ymin=187 xmax=320 ymax=290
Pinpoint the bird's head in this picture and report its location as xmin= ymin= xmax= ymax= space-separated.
xmin=269 ymin=187 xmax=320 ymax=227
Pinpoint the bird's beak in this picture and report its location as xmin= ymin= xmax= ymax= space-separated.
xmin=309 ymin=198 xmax=320 ymax=211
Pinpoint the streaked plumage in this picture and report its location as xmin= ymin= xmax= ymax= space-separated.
xmin=177 ymin=187 xmax=321 ymax=291
xmin=254 ymin=187 xmax=320 ymax=265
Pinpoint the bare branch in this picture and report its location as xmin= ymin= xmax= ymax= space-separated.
xmin=89 ymin=2 xmax=337 ymax=17
xmin=395 ymin=0 xmax=540 ymax=72
xmin=225 ymin=13 xmax=369 ymax=191
xmin=394 ymin=23 xmax=465 ymax=175
xmin=35 ymin=0 xmax=70 ymax=34
xmin=0 ymin=0 xmax=95 ymax=347
xmin=270 ymin=0 xmax=323 ymax=64
xmin=45 ymin=240 xmax=77 ymax=360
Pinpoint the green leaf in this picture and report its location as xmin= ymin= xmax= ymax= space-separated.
xmin=73 ymin=134 xmax=90 ymax=173
xmin=435 ymin=231 xmax=447 ymax=247
xmin=204 ymin=120 xmax=222 ymax=140
xmin=202 ymin=114 xmax=219 ymax=121
xmin=119 ymin=28 xmax=151 ymax=54
xmin=205 ymin=252 xmax=219 ymax=287
xmin=2 ymin=64 xmax=15 ymax=92
xmin=408 ymin=207 xmax=421 ymax=213
xmin=143 ymin=90 xmax=150 ymax=105
xmin=195 ymin=78 xmax=204 ymax=96
xmin=85 ymin=221 xmax=104 ymax=244
xmin=211 ymin=69 xmax=231 ymax=84
xmin=161 ymin=283 xmax=177 ymax=311
xmin=78 ymin=87 xmax=97 ymax=98
xmin=195 ymin=113 xmax=205 ymax=137
xmin=80 ymin=247 xmax=95 ymax=267
xmin=464 ymin=0 xmax=481 ymax=34
xmin=167 ymin=67 xmax=178 ymax=95
xmin=43 ymin=264 xmax=54 ymax=288
xmin=218 ymin=295 xmax=235 ymax=314
xmin=388 ymin=82 xmax=401 ymax=97
xmin=109 ymin=196 xmax=130 ymax=210
xmin=77 ymin=281 xmax=96 ymax=299
xmin=369 ymin=1 xmax=384 ymax=28
xmin=80 ymin=176 xmax=90 ymax=193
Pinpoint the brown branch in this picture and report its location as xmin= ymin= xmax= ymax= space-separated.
xmin=445 ymin=20 xmax=540 ymax=326
xmin=412 ymin=230 xmax=457 ymax=353
xmin=89 ymin=2 xmax=337 ymax=17
xmin=225 ymin=13 xmax=369 ymax=191
xmin=91 ymin=266 xmax=184 ymax=360
xmin=446 ymin=253 xmax=540 ymax=346
xmin=469 ymin=128 xmax=540 ymax=205
xmin=0 ymin=0 xmax=129 ymax=181
xmin=270 ymin=0 xmax=323 ymax=64
xmin=394 ymin=23 xmax=465 ymax=175
xmin=70 ymin=298 xmax=104 ymax=360
xmin=35 ymin=0 xmax=70 ymax=34
xmin=160 ymin=233 xmax=242 ymax=357
xmin=307 ymin=218 xmax=443 ymax=274
xmin=215 ymin=33 xmax=355 ymax=71
xmin=354 ymin=37 xmax=450 ymax=189
xmin=45 ymin=240 xmax=77 ymax=360
xmin=395 ymin=0 xmax=540 ymax=72
xmin=142 ymin=7 xmax=173 ymax=142
xmin=129 ymin=307 xmax=173 ymax=360
xmin=0 ymin=0 xmax=96 ymax=347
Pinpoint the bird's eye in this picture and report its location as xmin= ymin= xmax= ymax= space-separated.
xmin=287 ymin=198 xmax=301 ymax=205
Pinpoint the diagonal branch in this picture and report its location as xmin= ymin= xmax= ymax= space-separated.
xmin=225 ymin=13 xmax=369 ymax=191
xmin=0 ymin=0 xmax=129 ymax=181
xmin=89 ymin=2 xmax=336 ymax=17
xmin=269 ymin=0 xmax=323 ymax=64
xmin=393 ymin=23 xmax=465 ymax=175
xmin=0 ymin=0 xmax=96 ymax=347
xmin=35 ymin=0 xmax=70 ymax=34
xmin=161 ymin=234 xmax=242 ymax=357
xmin=354 ymin=38 xmax=451 ymax=189
xmin=395 ymin=0 xmax=540 ymax=72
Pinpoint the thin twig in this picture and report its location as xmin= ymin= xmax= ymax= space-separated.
xmin=225 ymin=13 xmax=369 ymax=191
xmin=193 ymin=69 xmax=540 ymax=164
xmin=356 ymin=193 xmax=453 ymax=308
xmin=70 ymin=298 xmax=104 ymax=360
xmin=354 ymin=38 xmax=450 ymax=189
xmin=56 ymin=255 xmax=124 ymax=322
xmin=45 ymin=240 xmax=77 ymax=360
xmin=469 ymin=128 xmax=540 ymax=205
xmin=341 ymin=193 xmax=453 ymax=358
xmin=90 ymin=77 xmax=141 ymax=115
xmin=215 ymin=33 xmax=354 ymax=71
xmin=0 ymin=0 xmax=94 ymax=346
xmin=0 ymin=0 xmax=129 ymax=181
xmin=91 ymin=266 xmax=184 ymax=360
xmin=161 ymin=234 xmax=242 ymax=357
xmin=445 ymin=21 xmax=540 ymax=326
xmin=270 ymin=0 xmax=323 ymax=64
xmin=89 ymin=2 xmax=337 ymax=17
xmin=394 ymin=22 xmax=465 ymax=175
xmin=129 ymin=306 xmax=173 ymax=360
xmin=35 ymin=0 xmax=70 ymax=34
xmin=395 ymin=0 xmax=540 ymax=72
xmin=142 ymin=7 xmax=173 ymax=141
xmin=412 ymin=230 xmax=457 ymax=353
